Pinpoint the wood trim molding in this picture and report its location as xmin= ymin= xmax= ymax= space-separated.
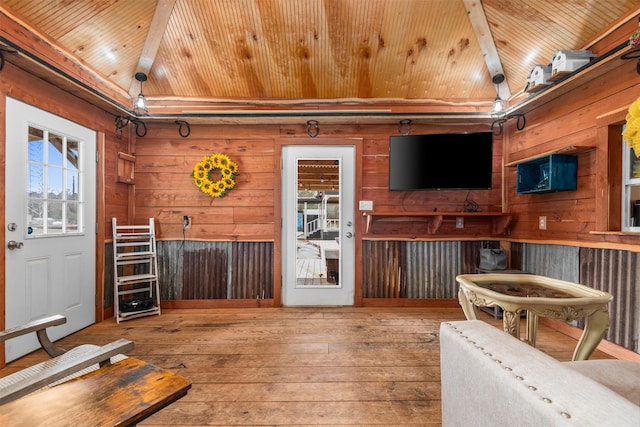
xmin=0 ymin=91 xmax=6 ymax=368
xmin=96 ymin=132 xmax=106 ymax=322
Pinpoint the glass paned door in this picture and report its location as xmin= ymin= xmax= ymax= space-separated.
xmin=5 ymin=97 xmax=95 ymax=362
xmin=282 ymin=145 xmax=355 ymax=306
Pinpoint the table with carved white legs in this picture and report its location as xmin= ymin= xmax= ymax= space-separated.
xmin=456 ymin=273 xmax=612 ymax=361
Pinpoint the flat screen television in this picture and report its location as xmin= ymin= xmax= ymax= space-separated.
xmin=389 ymin=132 xmax=493 ymax=191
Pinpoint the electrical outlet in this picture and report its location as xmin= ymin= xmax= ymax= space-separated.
xmin=183 ymin=215 xmax=191 ymax=229
xmin=539 ymin=216 xmax=547 ymax=230
xmin=456 ymin=217 xmax=464 ymax=228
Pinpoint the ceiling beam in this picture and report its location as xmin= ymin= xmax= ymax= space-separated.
xmin=129 ymin=0 xmax=177 ymax=96
xmin=463 ymin=0 xmax=511 ymax=100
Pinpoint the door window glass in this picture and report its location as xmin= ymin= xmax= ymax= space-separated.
xmin=27 ymin=125 xmax=83 ymax=236
xmin=296 ymin=159 xmax=341 ymax=287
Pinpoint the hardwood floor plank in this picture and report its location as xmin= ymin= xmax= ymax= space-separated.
xmin=176 ymin=382 xmax=441 ymax=402
xmin=0 ymin=307 xmax=617 ymax=426
xmin=178 ymin=366 xmax=441 ymax=383
xmin=140 ymin=351 xmax=442 ymax=369
xmin=143 ymin=401 xmax=442 ymax=425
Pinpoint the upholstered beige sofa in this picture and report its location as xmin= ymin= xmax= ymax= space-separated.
xmin=440 ymin=320 xmax=640 ymax=426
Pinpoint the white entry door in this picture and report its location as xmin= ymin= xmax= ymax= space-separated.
xmin=282 ymin=145 xmax=355 ymax=306
xmin=5 ymin=97 xmax=96 ymax=361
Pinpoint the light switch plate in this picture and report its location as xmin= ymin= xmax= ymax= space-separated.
xmin=359 ymin=200 xmax=373 ymax=211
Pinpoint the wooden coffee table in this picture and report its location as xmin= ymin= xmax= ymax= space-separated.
xmin=456 ymin=273 xmax=612 ymax=361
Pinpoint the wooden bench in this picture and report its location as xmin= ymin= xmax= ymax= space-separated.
xmin=0 ymin=356 xmax=192 ymax=426
xmin=0 ymin=315 xmax=134 ymax=404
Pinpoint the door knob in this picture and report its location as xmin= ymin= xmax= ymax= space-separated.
xmin=7 ymin=240 xmax=24 ymax=250
xmin=345 ymin=232 xmax=353 ymax=238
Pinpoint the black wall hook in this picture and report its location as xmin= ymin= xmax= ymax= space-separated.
xmin=114 ymin=115 xmax=147 ymax=139
xmin=176 ymin=120 xmax=191 ymax=138
xmin=306 ymin=120 xmax=319 ymax=138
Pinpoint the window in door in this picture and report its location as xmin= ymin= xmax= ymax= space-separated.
xmin=27 ymin=125 xmax=83 ymax=236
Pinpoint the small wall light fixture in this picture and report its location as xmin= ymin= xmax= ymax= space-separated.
xmin=489 ymin=72 xmax=526 ymax=136
xmin=491 ymin=73 xmax=505 ymax=118
xmin=133 ymin=72 xmax=148 ymax=115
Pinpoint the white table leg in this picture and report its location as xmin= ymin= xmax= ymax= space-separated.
xmin=572 ymin=309 xmax=610 ymax=361
xmin=502 ymin=310 xmax=521 ymax=339
xmin=525 ymin=312 xmax=538 ymax=347
xmin=458 ymin=289 xmax=478 ymax=320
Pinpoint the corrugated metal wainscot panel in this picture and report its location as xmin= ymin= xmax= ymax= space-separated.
xmin=182 ymin=245 xmax=229 ymax=299
xmin=362 ymin=241 xmax=461 ymax=298
xmin=232 ymin=242 xmax=274 ymax=299
xmin=522 ymin=243 xmax=579 ymax=282
xmin=579 ymin=248 xmax=640 ymax=352
xmin=405 ymin=241 xmax=461 ymax=298
xmin=126 ymin=241 xmax=275 ymax=301
xmin=362 ymin=241 xmax=405 ymax=298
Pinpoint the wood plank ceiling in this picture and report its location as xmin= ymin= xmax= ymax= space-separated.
xmin=0 ymin=0 xmax=638 ymax=124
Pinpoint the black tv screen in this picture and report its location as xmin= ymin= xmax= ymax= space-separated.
xmin=389 ymin=132 xmax=493 ymax=191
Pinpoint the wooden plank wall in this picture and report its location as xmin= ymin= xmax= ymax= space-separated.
xmin=132 ymin=125 xmax=277 ymax=241
xmin=363 ymin=128 xmax=504 ymax=216
xmin=2 ymin=12 xmax=640 ymax=321
xmin=133 ymin=122 xmax=504 ymax=242
xmin=505 ymin=17 xmax=640 ymax=248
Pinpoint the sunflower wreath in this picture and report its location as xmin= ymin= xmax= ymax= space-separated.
xmin=623 ymin=97 xmax=640 ymax=159
xmin=191 ymin=153 xmax=239 ymax=198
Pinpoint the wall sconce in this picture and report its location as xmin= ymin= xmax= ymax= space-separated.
xmin=398 ymin=119 xmax=411 ymax=135
xmin=491 ymin=73 xmax=505 ymax=118
xmin=306 ymin=120 xmax=319 ymax=138
xmin=133 ymin=72 xmax=148 ymax=115
xmin=488 ymin=72 xmax=526 ymax=135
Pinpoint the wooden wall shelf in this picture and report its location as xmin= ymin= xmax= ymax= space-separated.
xmin=117 ymin=152 xmax=135 ymax=184
xmin=363 ymin=212 xmax=512 ymax=235
xmin=510 ymin=42 xmax=630 ymax=117
xmin=505 ymin=146 xmax=595 ymax=167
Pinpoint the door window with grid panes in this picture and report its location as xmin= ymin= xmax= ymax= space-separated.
xmin=27 ymin=125 xmax=83 ymax=236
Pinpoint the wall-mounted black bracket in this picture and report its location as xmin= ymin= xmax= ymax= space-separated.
xmin=491 ymin=114 xmax=526 ymax=136
xmin=175 ymin=120 xmax=191 ymax=138
xmin=621 ymin=47 xmax=640 ymax=74
xmin=398 ymin=119 xmax=411 ymax=135
xmin=114 ymin=115 xmax=147 ymax=139
xmin=306 ymin=120 xmax=319 ymax=137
